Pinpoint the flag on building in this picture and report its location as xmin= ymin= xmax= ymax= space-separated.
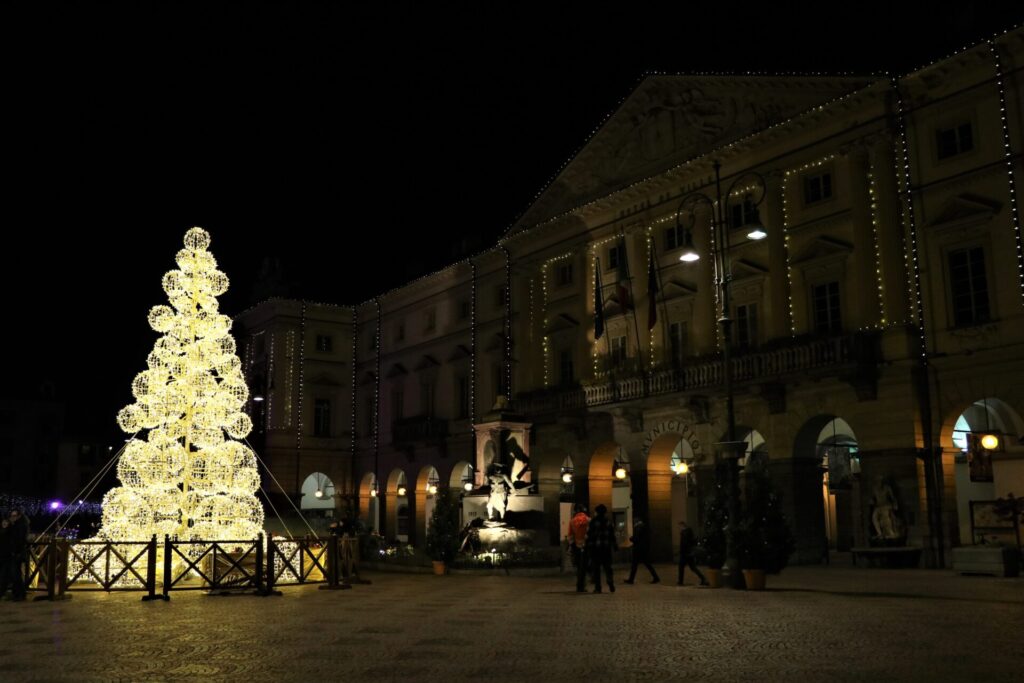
xmin=594 ymin=258 xmax=606 ymax=340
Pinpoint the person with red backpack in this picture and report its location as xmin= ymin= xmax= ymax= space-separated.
xmin=566 ymin=504 xmax=590 ymax=593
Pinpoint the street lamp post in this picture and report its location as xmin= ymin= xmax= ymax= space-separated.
xmin=675 ymin=160 xmax=767 ymax=588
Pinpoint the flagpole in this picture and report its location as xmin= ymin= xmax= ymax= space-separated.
xmin=651 ymin=240 xmax=673 ymax=367
xmin=620 ymin=232 xmax=647 ymax=384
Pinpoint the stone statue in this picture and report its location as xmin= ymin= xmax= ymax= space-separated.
xmin=870 ymin=477 xmax=901 ymax=540
xmin=485 ymin=464 xmax=516 ymax=522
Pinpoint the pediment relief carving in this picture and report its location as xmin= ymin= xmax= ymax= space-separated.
xmin=928 ymin=194 xmax=1000 ymax=236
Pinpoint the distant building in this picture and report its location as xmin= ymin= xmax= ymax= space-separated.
xmin=237 ymin=28 xmax=1024 ymax=565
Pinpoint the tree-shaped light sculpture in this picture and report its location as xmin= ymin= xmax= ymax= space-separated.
xmin=100 ymin=227 xmax=263 ymax=543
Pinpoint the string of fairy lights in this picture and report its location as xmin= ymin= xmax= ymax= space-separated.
xmin=502 ymin=247 xmax=513 ymax=398
xmin=469 ymin=260 xmax=477 ymax=430
xmin=350 ymin=305 xmax=357 ymax=495
xmin=989 ymin=40 xmax=1024 ymax=303
xmin=867 ymin=165 xmax=887 ymax=328
xmin=892 ymin=75 xmax=929 ymax=365
xmin=540 ymin=250 xmax=574 ymax=386
xmin=373 ymin=298 xmax=382 ymax=490
xmin=295 ymin=302 xmax=307 ymax=457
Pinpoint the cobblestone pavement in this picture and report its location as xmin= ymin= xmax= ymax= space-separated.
xmin=0 ymin=565 xmax=1021 ymax=682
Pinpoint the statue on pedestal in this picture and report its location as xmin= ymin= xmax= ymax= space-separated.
xmin=870 ymin=476 xmax=902 ymax=541
xmin=485 ymin=463 xmax=516 ymax=522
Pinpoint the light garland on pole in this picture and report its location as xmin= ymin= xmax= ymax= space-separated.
xmin=782 ymin=154 xmax=837 ymax=336
xmin=541 ymin=250 xmax=575 ymax=387
xmin=502 ymin=247 xmax=513 ymax=398
xmin=295 ymin=301 xmax=307 ymax=477
xmin=374 ymin=298 xmax=381 ymax=490
xmin=101 ymin=227 xmax=263 ymax=545
xmin=469 ymin=260 xmax=477 ymax=427
xmin=989 ymin=40 xmax=1024 ymax=304
xmin=350 ymin=306 xmax=358 ymax=503
xmin=867 ymin=167 xmax=887 ymax=328
xmin=892 ymin=76 xmax=928 ymax=364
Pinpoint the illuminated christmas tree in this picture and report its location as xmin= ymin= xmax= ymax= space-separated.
xmin=100 ymin=227 xmax=263 ymax=543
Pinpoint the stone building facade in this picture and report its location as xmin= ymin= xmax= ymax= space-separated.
xmin=237 ymin=29 xmax=1024 ymax=565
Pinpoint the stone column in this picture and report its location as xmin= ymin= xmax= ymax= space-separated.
xmin=847 ymin=143 xmax=878 ymax=329
xmin=870 ymin=135 xmax=909 ymax=325
xmin=764 ymin=170 xmax=790 ymax=340
xmin=646 ymin=469 xmax=674 ymax=562
xmin=539 ymin=475 xmax=564 ymax=546
xmin=767 ymin=456 xmax=826 ymax=564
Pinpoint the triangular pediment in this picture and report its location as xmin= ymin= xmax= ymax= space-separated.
xmin=544 ymin=313 xmax=580 ymax=335
xmin=731 ymin=259 xmax=768 ymax=280
xmin=446 ymin=345 xmax=472 ymax=363
xmin=414 ymin=355 xmax=440 ymax=371
xmin=928 ymin=194 xmax=1000 ymax=227
xmin=509 ymin=74 xmax=878 ymax=234
xmin=307 ymin=372 xmax=341 ymax=387
xmin=386 ymin=363 xmax=408 ymax=378
xmin=661 ymin=278 xmax=697 ymax=302
xmin=792 ymin=236 xmax=852 ymax=266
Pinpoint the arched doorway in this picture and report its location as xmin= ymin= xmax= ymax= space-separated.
xmin=385 ymin=469 xmax=409 ymax=542
xmin=415 ymin=466 xmax=441 ymax=545
xmin=944 ymin=398 xmax=1024 ymax=546
xmin=588 ymin=443 xmax=632 ymax=546
xmin=359 ymin=472 xmax=380 ymax=533
xmin=449 ymin=461 xmax=474 ymax=526
xmin=644 ymin=433 xmax=696 ymax=561
xmin=300 ymin=472 xmax=335 ymax=516
xmin=815 ymin=418 xmax=859 ymax=552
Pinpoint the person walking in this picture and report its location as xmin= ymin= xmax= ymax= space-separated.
xmin=585 ymin=504 xmax=617 ymax=593
xmin=624 ymin=517 xmax=660 ymax=584
xmin=566 ymin=504 xmax=590 ymax=593
xmin=678 ymin=520 xmax=708 ymax=586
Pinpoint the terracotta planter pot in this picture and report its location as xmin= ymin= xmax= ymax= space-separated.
xmin=705 ymin=568 xmax=723 ymax=588
xmin=432 ymin=561 xmax=446 ymax=576
xmin=742 ymin=569 xmax=766 ymax=591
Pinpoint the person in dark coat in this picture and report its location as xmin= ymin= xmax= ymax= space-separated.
xmin=678 ymin=520 xmax=707 ymax=586
xmin=585 ymin=504 xmax=618 ymax=593
xmin=0 ymin=517 xmax=11 ymax=599
xmin=5 ymin=509 xmax=29 ymax=601
xmin=624 ymin=517 xmax=660 ymax=584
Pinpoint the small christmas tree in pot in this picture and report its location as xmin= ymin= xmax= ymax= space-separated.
xmin=425 ymin=487 xmax=461 ymax=575
xmin=699 ymin=463 xmax=730 ymax=588
xmin=737 ymin=468 xmax=795 ymax=591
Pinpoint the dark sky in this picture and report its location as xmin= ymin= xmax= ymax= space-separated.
xmin=4 ymin=3 xmax=1021 ymax=437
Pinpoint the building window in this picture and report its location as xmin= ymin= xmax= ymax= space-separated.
xmin=556 ymin=262 xmax=573 ymax=287
xmin=315 ymin=335 xmax=332 ymax=353
xmin=812 ymin=282 xmax=842 ymax=334
xmin=948 ymin=247 xmax=990 ymax=327
xmin=493 ymin=363 xmax=507 ymax=402
xmin=364 ymin=397 xmax=374 ymax=435
xmin=313 ymin=399 xmax=331 ymax=437
xmin=730 ymin=195 xmax=758 ymax=228
xmin=668 ymin=321 xmax=687 ymax=366
xmin=803 ymin=171 xmax=833 ymax=205
xmin=936 ymin=121 xmax=974 ymax=160
xmin=459 ymin=299 xmax=471 ymax=320
xmin=735 ymin=303 xmax=758 ymax=349
xmin=610 ymin=335 xmax=627 ymax=368
xmin=424 ymin=308 xmax=436 ymax=333
xmin=391 ymin=388 xmax=404 ymax=421
xmin=559 ymin=349 xmax=574 ymax=386
xmin=664 ymin=224 xmax=684 ymax=251
xmin=496 ymin=286 xmax=507 ymax=307
xmin=420 ymin=381 xmax=435 ymax=418
xmin=456 ymin=376 xmax=469 ymax=419
xmin=608 ymin=245 xmax=623 ymax=270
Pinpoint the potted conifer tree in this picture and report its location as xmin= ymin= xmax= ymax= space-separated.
xmin=738 ymin=468 xmax=795 ymax=590
xmin=700 ymin=464 xmax=730 ymax=588
xmin=425 ymin=487 xmax=461 ymax=575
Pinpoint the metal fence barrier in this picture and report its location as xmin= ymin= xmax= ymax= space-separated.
xmin=23 ymin=534 xmax=366 ymax=601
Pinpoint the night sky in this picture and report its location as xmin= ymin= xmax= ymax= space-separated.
xmin=4 ymin=4 xmax=1021 ymax=439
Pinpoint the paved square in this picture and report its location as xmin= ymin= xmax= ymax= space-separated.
xmin=0 ymin=565 xmax=1021 ymax=682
